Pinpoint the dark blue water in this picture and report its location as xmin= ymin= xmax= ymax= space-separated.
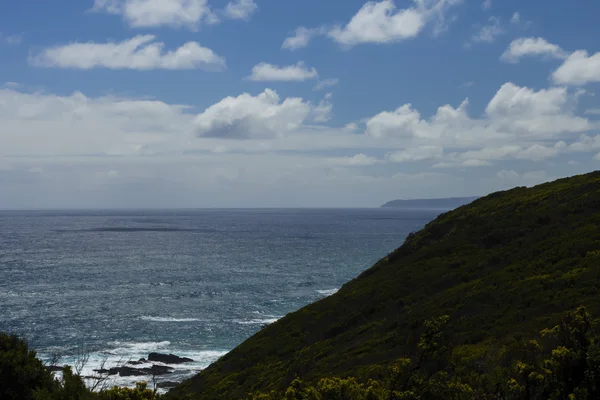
xmin=0 ymin=208 xmax=439 ymax=387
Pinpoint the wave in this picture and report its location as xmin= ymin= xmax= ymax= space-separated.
xmin=316 ymin=288 xmax=339 ymax=296
xmin=40 ymin=342 xmax=228 ymax=393
xmin=140 ymin=316 xmax=202 ymax=322
xmin=233 ymin=317 xmax=280 ymax=325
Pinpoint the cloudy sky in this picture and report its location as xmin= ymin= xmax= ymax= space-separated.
xmin=0 ymin=0 xmax=599 ymax=208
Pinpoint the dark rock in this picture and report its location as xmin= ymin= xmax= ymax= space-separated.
xmin=126 ymin=359 xmax=146 ymax=365
xmin=93 ymin=368 xmax=110 ymax=374
xmin=157 ymin=381 xmax=179 ymax=389
xmin=117 ymin=366 xmax=146 ymax=377
xmin=146 ymin=365 xmax=174 ymax=375
xmin=93 ymin=365 xmax=174 ymax=377
xmin=46 ymin=365 xmax=64 ymax=373
xmin=148 ymin=352 xmax=194 ymax=364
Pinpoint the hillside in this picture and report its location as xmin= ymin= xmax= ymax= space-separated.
xmin=169 ymin=171 xmax=600 ymax=399
xmin=381 ymin=196 xmax=479 ymax=209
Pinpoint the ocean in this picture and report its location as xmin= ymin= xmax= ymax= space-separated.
xmin=0 ymin=208 xmax=440 ymax=389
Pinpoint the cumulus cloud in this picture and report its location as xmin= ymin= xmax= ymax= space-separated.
xmin=91 ymin=0 xmax=219 ymax=29
xmin=223 ymin=0 xmax=257 ymax=20
xmin=193 ymin=89 xmax=312 ymax=139
xmin=282 ymin=27 xmax=326 ymax=50
xmin=552 ymin=50 xmax=600 ymax=86
xmin=0 ymin=81 xmax=596 ymax=208
xmin=328 ymin=0 xmax=426 ymax=46
xmin=484 ymin=83 xmax=590 ymax=136
xmin=283 ymin=0 xmax=463 ymax=49
xmin=501 ymin=37 xmax=567 ymax=63
xmin=365 ymin=98 xmax=471 ymax=139
xmin=328 ymin=0 xmax=463 ymax=47
xmin=248 ymin=62 xmax=318 ymax=82
xmin=30 ymin=35 xmax=225 ymax=70
xmin=362 ymin=82 xmax=590 ymax=168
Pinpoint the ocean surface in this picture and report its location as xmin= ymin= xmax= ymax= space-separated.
xmin=0 ymin=208 xmax=441 ymax=389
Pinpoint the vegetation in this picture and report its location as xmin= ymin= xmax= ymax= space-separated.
xmin=168 ymin=171 xmax=600 ymax=399
xmin=0 ymin=332 xmax=164 ymax=400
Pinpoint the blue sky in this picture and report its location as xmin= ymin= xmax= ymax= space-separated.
xmin=0 ymin=0 xmax=599 ymax=208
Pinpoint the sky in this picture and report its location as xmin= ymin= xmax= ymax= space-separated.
xmin=0 ymin=0 xmax=599 ymax=208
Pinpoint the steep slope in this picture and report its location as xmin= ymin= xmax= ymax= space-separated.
xmin=170 ymin=171 xmax=600 ymax=399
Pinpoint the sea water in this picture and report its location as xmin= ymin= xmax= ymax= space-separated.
xmin=0 ymin=208 xmax=440 ymax=389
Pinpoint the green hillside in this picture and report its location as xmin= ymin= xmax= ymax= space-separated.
xmin=169 ymin=171 xmax=600 ymax=399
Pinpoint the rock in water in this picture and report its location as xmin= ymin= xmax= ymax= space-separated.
xmin=148 ymin=352 xmax=194 ymax=364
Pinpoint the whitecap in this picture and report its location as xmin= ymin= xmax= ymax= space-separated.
xmin=40 ymin=344 xmax=228 ymax=394
xmin=316 ymin=288 xmax=339 ymax=296
xmin=140 ymin=316 xmax=202 ymax=322
xmin=233 ymin=317 xmax=280 ymax=325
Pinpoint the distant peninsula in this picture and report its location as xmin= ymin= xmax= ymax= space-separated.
xmin=380 ymin=196 xmax=479 ymax=209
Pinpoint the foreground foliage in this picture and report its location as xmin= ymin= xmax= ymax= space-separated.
xmin=0 ymin=332 xmax=163 ymax=400
xmin=169 ymin=171 xmax=600 ymax=399
xmin=248 ymin=307 xmax=600 ymax=399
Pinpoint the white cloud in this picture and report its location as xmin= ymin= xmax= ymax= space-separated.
xmin=326 ymin=153 xmax=380 ymax=167
xmin=482 ymin=0 xmax=492 ymax=10
xmin=484 ymin=82 xmax=590 ymax=136
xmin=468 ymin=16 xmax=503 ymax=45
xmin=313 ymin=93 xmax=333 ymax=123
xmin=31 ymin=35 xmax=225 ymax=70
xmin=365 ymin=98 xmax=472 ymax=140
xmin=248 ymin=62 xmax=318 ymax=82
xmin=193 ymin=89 xmax=312 ymax=139
xmin=567 ymin=135 xmax=600 ymax=152
xmin=0 ymin=81 xmax=596 ymax=207
xmin=501 ymin=37 xmax=567 ymax=63
xmin=313 ymin=78 xmax=340 ymax=91
xmin=92 ymin=0 xmax=219 ymax=29
xmin=387 ymin=146 xmax=443 ymax=162
xmin=0 ymin=88 xmax=195 ymax=157
xmin=552 ymin=50 xmax=600 ymax=86
xmin=223 ymin=0 xmax=257 ymax=20
xmin=285 ymin=0 xmax=463 ymax=49
xmin=510 ymin=12 xmax=523 ymax=25
xmin=282 ymin=27 xmax=325 ymax=50
xmin=362 ymin=82 xmax=590 ymax=169
xmin=328 ymin=0 xmax=426 ymax=46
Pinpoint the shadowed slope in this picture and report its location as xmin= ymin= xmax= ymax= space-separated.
xmin=170 ymin=171 xmax=600 ymax=399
